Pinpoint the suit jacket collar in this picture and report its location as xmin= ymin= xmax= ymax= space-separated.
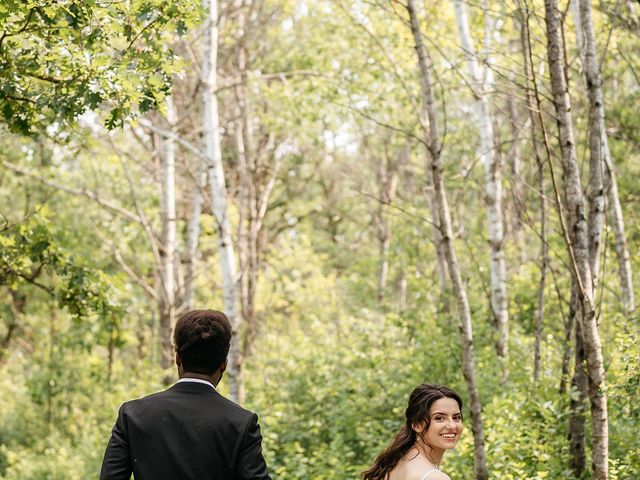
xmin=169 ymin=381 xmax=220 ymax=395
xmin=177 ymin=377 xmax=217 ymax=390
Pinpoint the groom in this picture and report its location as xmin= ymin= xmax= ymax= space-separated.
xmin=100 ymin=309 xmax=271 ymax=480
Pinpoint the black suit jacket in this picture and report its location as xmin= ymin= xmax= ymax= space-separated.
xmin=100 ymin=382 xmax=271 ymax=480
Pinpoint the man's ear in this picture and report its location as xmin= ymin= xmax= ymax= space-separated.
xmin=175 ymin=351 xmax=182 ymax=367
xmin=219 ymin=358 xmax=228 ymax=374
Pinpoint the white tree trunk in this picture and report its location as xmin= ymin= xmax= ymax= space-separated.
xmin=159 ymin=96 xmax=177 ymax=371
xmin=407 ymin=2 xmax=488 ymax=479
xmin=375 ymin=146 xmax=399 ymax=303
xmin=568 ymin=286 xmax=588 ymax=476
xmin=453 ymin=0 xmax=509 ymax=362
xmin=571 ymin=0 xmax=586 ymax=66
xmin=533 ymin=161 xmax=547 ymax=382
xmin=544 ymin=1 xmax=608 ymax=477
xmin=574 ymin=0 xmax=634 ymax=313
xmin=604 ymin=156 xmax=635 ymax=313
xmin=183 ymin=155 xmax=207 ymax=311
xmin=515 ymin=0 xmax=549 ymax=382
xmin=575 ymin=0 xmax=605 ymax=284
xmin=202 ymin=0 xmax=242 ymax=403
xmin=426 ymin=185 xmax=449 ymax=293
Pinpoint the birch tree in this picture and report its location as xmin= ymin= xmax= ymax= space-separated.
xmin=202 ymin=0 xmax=242 ymax=402
xmin=361 ymin=133 xmax=402 ymax=304
xmin=182 ymin=154 xmax=207 ymax=311
xmin=158 ymin=96 xmax=178 ymax=369
xmin=544 ymin=0 xmax=609 ymax=477
xmin=452 ymin=0 xmax=509 ymax=364
xmin=227 ymin=1 xmax=286 ymax=403
xmin=406 ymin=1 xmax=488 ymax=478
xmin=374 ymin=145 xmax=400 ymax=304
xmin=573 ymin=0 xmax=635 ymax=313
xmin=515 ymin=0 xmax=548 ymax=382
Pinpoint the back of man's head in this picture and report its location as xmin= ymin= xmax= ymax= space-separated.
xmin=173 ymin=310 xmax=232 ymax=375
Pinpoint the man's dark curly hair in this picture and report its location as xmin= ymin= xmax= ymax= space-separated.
xmin=173 ymin=310 xmax=232 ymax=375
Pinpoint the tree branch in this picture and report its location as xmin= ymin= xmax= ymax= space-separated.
xmin=2 ymin=161 xmax=142 ymax=223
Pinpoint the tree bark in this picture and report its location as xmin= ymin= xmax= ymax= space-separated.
xmin=560 ymin=287 xmax=577 ymax=395
xmin=202 ymin=0 xmax=242 ymax=403
xmin=373 ymin=142 xmax=400 ymax=304
xmin=159 ymin=96 xmax=177 ymax=371
xmin=577 ymin=0 xmax=605 ymax=284
xmin=182 ymin=153 xmax=207 ymax=311
xmin=515 ymin=0 xmax=547 ymax=383
xmin=407 ymin=2 xmax=488 ymax=479
xmin=575 ymin=0 xmax=634 ymax=313
xmin=533 ymin=159 xmax=547 ymax=382
xmin=568 ymin=286 xmax=588 ymax=477
xmin=604 ymin=157 xmax=635 ymax=314
xmin=231 ymin=4 xmax=282 ymax=402
xmin=506 ymin=87 xmax=526 ymax=255
xmin=544 ymin=1 xmax=609 ymax=477
xmin=453 ymin=0 xmax=509 ymax=364
xmin=0 ymin=291 xmax=26 ymax=365
xmin=426 ymin=184 xmax=449 ymax=294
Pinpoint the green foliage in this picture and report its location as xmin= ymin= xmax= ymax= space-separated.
xmin=1 ymin=0 xmax=640 ymax=479
xmin=0 ymin=355 xmax=166 ymax=479
xmin=249 ymin=312 xmax=462 ymax=479
xmin=0 ymin=0 xmax=201 ymax=134
xmin=0 ymin=209 xmax=120 ymax=324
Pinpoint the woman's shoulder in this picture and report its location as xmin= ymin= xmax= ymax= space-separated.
xmin=422 ymin=471 xmax=451 ymax=480
xmin=404 ymin=466 xmax=450 ymax=480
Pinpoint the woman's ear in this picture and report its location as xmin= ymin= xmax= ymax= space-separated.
xmin=411 ymin=421 xmax=426 ymax=434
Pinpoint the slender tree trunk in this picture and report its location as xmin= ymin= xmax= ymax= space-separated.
xmin=377 ymin=219 xmax=391 ymax=303
xmin=232 ymin=6 xmax=280 ymax=402
xmin=375 ymin=144 xmax=399 ymax=303
xmin=544 ymin=1 xmax=609 ymax=477
xmin=516 ymin=0 xmax=548 ymax=382
xmin=577 ymin=0 xmax=605 ymax=283
xmin=426 ymin=185 xmax=449 ymax=293
xmin=560 ymin=288 xmax=577 ymax=395
xmin=407 ymin=2 xmax=488 ymax=478
xmin=159 ymin=96 xmax=177 ymax=371
xmin=533 ymin=160 xmax=547 ymax=382
xmin=571 ymin=0 xmax=586 ymax=66
xmin=183 ymin=154 xmax=206 ymax=311
xmin=399 ymin=270 xmax=408 ymax=309
xmin=453 ymin=0 xmax=509 ymax=364
xmin=202 ymin=0 xmax=242 ymax=402
xmin=0 ymin=291 xmax=26 ymax=365
xmin=575 ymin=0 xmax=634 ymax=313
xmin=506 ymin=89 xmax=526 ymax=253
xmin=568 ymin=286 xmax=588 ymax=477
xmin=234 ymin=85 xmax=251 ymax=407
xmin=604 ymin=158 xmax=635 ymax=314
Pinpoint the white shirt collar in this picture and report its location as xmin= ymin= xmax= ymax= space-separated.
xmin=176 ymin=378 xmax=216 ymax=390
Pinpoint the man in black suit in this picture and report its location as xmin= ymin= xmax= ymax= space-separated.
xmin=100 ymin=309 xmax=271 ymax=480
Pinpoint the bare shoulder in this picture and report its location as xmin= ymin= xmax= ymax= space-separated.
xmin=427 ymin=472 xmax=451 ymax=480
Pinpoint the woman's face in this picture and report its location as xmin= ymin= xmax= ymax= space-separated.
xmin=419 ymin=397 xmax=464 ymax=450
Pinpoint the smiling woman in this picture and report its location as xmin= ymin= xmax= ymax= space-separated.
xmin=362 ymin=385 xmax=464 ymax=480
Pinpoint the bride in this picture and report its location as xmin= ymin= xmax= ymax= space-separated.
xmin=362 ymin=384 xmax=464 ymax=480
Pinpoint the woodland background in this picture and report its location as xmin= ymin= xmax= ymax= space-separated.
xmin=0 ymin=0 xmax=639 ymax=479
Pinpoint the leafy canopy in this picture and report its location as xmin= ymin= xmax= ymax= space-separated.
xmin=0 ymin=0 xmax=201 ymax=134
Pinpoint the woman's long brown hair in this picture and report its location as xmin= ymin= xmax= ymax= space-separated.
xmin=362 ymin=384 xmax=463 ymax=480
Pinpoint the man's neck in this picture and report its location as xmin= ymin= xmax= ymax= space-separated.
xmin=180 ymin=371 xmax=220 ymax=386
